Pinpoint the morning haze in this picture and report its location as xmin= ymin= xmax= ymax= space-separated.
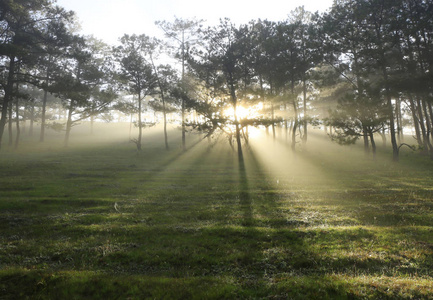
xmin=1 ymin=0 xmax=432 ymax=298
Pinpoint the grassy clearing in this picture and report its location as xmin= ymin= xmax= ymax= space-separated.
xmin=1 ymin=126 xmax=433 ymax=299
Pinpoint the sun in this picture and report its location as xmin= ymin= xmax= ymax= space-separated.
xmin=222 ymin=102 xmax=264 ymax=139
xmin=223 ymin=102 xmax=264 ymax=122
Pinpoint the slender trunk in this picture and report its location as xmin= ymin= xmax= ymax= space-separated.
xmin=362 ymin=126 xmax=369 ymax=155
xmin=29 ymin=99 xmax=35 ymax=137
xmin=0 ymin=104 xmax=10 ymax=149
xmin=227 ymin=134 xmax=235 ymax=151
xmin=271 ymin=103 xmax=276 ymax=140
xmin=162 ymin=94 xmax=169 ymax=151
xmin=291 ymin=99 xmax=298 ymax=152
xmin=242 ymin=126 xmax=249 ymax=145
xmin=64 ymin=100 xmax=74 ymax=148
xmin=182 ymin=98 xmax=186 ymax=150
xmin=290 ymin=79 xmax=297 ymax=151
xmin=380 ymin=62 xmax=399 ymax=161
xmin=151 ymin=58 xmax=169 ymax=151
xmin=428 ymin=102 xmax=433 ymax=142
xmin=302 ymin=78 xmax=307 ymax=144
xmin=40 ymin=59 xmax=51 ymax=142
xmin=234 ymin=103 xmax=243 ymax=161
xmin=367 ymin=129 xmax=376 ymax=159
xmin=278 ymin=121 xmax=283 ymax=139
xmin=21 ymin=114 xmax=26 ymax=135
xmin=288 ymin=120 xmax=294 ymax=137
xmin=284 ymin=104 xmax=288 ymax=143
xmin=408 ymin=95 xmax=422 ymax=147
xmin=422 ymin=100 xmax=431 ymax=138
xmin=0 ymin=56 xmax=16 ymax=150
xmin=181 ymin=30 xmax=186 ymax=151
xmin=395 ymin=98 xmax=402 ymax=144
xmin=227 ymin=70 xmax=243 ymax=161
xmin=375 ymin=31 xmax=399 ymax=161
xmin=14 ymin=94 xmax=20 ymax=150
xmin=137 ymin=93 xmax=142 ymax=151
xmin=399 ymin=99 xmax=404 ymax=142
xmin=416 ymin=97 xmax=429 ymax=153
xmin=422 ymin=99 xmax=433 ymax=157
xmin=8 ymin=103 xmax=13 ymax=146
xmin=387 ymin=95 xmax=399 ymax=161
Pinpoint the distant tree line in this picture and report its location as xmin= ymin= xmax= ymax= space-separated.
xmin=1 ymin=0 xmax=432 ymax=162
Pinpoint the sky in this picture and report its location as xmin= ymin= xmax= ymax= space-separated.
xmin=55 ymin=0 xmax=334 ymax=45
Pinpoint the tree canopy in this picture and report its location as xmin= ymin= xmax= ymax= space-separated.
xmin=1 ymin=0 xmax=433 ymax=162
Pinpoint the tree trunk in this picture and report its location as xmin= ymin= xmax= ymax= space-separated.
xmin=181 ymin=30 xmax=186 ymax=151
xmin=29 ymin=98 xmax=35 ymax=137
xmin=375 ymin=25 xmax=399 ymax=161
xmin=380 ymin=60 xmax=399 ymax=161
xmin=227 ymin=70 xmax=243 ymax=161
xmin=369 ymin=130 xmax=376 ymax=160
xmin=395 ymin=97 xmax=403 ymax=144
xmin=182 ymin=98 xmax=186 ymax=150
xmin=387 ymin=96 xmax=399 ymax=161
xmin=408 ymin=95 xmax=422 ymax=147
xmin=8 ymin=103 xmax=13 ymax=147
xmin=421 ymin=99 xmax=433 ymax=158
xmin=162 ymin=95 xmax=169 ymax=151
xmin=137 ymin=93 xmax=142 ymax=151
xmin=416 ymin=97 xmax=429 ymax=153
xmin=302 ymin=78 xmax=308 ymax=145
xmin=284 ymin=104 xmax=288 ymax=143
xmin=64 ymin=101 xmax=74 ymax=148
xmin=362 ymin=126 xmax=370 ymax=155
xmin=428 ymin=101 xmax=433 ymax=142
xmin=234 ymin=103 xmax=243 ymax=162
xmin=21 ymin=112 xmax=26 ymax=135
xmin=0 ymin=56 xmax=16 ymax=150
xmin=242 ymin=126 xmax=249 ymax=145
xmin=40 ymin=60 xmax=52 ymax=142
xmin=271 ymin=103 xmax=276 ymax=140
xmin=14 ymin=95 xmax=20 ymax=150
xmin=291 ymin=99 xmax=298 ymax=152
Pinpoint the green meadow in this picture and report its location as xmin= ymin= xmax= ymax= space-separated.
xmin=1 ymin=125 xmax=432 ymax=299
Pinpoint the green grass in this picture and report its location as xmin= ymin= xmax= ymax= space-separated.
xmin=1 ymin=125 xmax=433 ymax=299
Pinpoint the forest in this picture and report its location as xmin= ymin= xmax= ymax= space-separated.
xmin=1 ymin=0 xmax=433 ymax=161
xmin=1 ymin=0 xmax=433 ymax=299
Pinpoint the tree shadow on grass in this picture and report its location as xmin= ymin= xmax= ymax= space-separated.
xmin=238 ymin=155 xmax=253 ymax=226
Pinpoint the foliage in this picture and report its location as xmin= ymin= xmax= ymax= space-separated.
xmin=1 ymin=0 xmax=433 ymax=158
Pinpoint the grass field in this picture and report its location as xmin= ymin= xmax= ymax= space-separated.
xmin=1 ymin=124 xmax=433 ymax=299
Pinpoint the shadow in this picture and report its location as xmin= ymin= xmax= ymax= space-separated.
xmin=142 ymin=134 xmax=204 ymax=171
xmin=3 ymin=135 xmax=432 ymax=299
xmin=237 ymin=154 xmax=253 ymax=226
xmin=243 ymin=146 xmax=297 ymax=229
xmin=131 ymin=137 xmax=205 ymax=188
